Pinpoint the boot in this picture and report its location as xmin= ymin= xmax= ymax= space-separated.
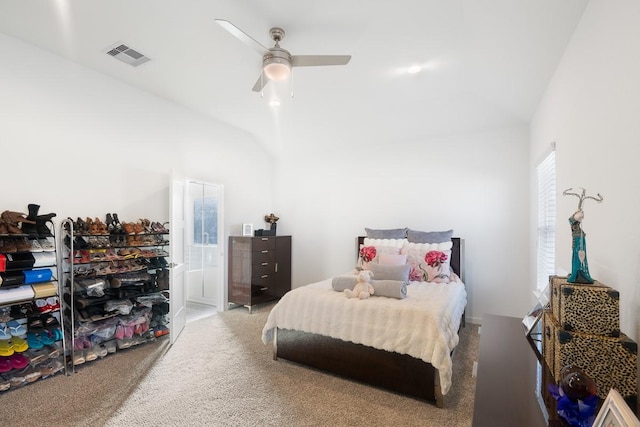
xmin=21 ymin=204 xmax=40 ymax=235
xmin=0 ymin=210 xmax=32 ymax=234
xmin=35 ymin=212 xmax=56 ymax=238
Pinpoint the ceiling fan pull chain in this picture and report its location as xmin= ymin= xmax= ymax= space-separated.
xmin=290 ymin=70 xmax=294 ymax=98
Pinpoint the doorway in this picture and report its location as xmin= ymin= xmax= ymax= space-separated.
xmin=184 ymin=180 xmax=224 ymax=321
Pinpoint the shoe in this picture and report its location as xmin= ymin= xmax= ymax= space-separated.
xmin=23 ymin=366 xmax=42 ymax=383
xmin=38 ymin=238 xmax=55 ymax=252
xmin=20 ymin=204 xmax=40 ymax=235
xmin=35 ymin=213 xmax=56 ymax=238
xmin=1 ymin=211 xmax=35 ymax=227
xmin=0 ymin=357 xmax=11 ymax=373
xmin=25 ymin=347 xmax=48 ymax=365
xmin=41 ymin=359 xmax=64 ymax=376
xmin=41 ymin=313 xmax=59 ymax=329
xmin=154 ymin=325 xmax=169 ymax=337
xmin=46 ymin=342 xmax=62 ymax=359
xmin=0 ymin=340 xmax=14 ymax=357
xmin=27 ymin=316 xmax=44 ymax=332
xmin=15 ymin=237 xmax=31 ymax=252
xmin=0 ymin=324 xmax=10 ymax=340
xmin=7 ymin=319 xmax=27 ymax=337
xmin=26 ymin=333 xmax=45 ymax=350
xmin=29 ymin=238 xmax=44 ymax=252
xmin=75 ymin=217 xmax=86 ymax=234
xmin=73 ymin=350 xmax=85 ymax=365
xmin=1 ymin=238 xmax=17 ymax=253
xmin=9 ymin=353 xmax=29 ymax=370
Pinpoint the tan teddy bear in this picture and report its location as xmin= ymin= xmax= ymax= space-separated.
xmin=344 ymin=269 xmax=375 ymax=299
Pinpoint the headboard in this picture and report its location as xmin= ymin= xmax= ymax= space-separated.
xmin=356 ymin=236 xmax=465 ymax=282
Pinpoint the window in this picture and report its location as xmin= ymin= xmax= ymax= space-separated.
xmin=536 ymin=149 xmax=556 ymax=290
xmin=193 ymin=197 xmax=218 ymax=246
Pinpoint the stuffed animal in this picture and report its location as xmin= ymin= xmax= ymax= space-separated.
xmin=344 ymin=269 xmax=375 ymax=299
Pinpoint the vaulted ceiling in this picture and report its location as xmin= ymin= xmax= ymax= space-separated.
xmin=0 ymin=0 xmax=589 ymax=155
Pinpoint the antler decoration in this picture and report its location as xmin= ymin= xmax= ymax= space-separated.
xmin=562 ymin=187 xmax=603 ymax=210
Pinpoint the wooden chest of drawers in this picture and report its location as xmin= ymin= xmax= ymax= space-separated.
xmin=228 ymin=235 xmax=291 ymax=312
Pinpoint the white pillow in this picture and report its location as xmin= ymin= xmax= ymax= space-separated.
xmin=378 ymin=253 xmax=408 ymax=266
xmin=401 ymin=241 xmax=454 ymax=283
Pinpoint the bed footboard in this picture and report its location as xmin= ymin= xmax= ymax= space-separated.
xmin=274 ymin=328 xmax=443 ymax=407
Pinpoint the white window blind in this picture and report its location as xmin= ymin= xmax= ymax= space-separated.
xmin=537 ymin=150 xmax=556 ymax=291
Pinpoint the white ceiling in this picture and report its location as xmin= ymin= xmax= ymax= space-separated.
xmin=0 ymin=0 xmax=589 ymax=156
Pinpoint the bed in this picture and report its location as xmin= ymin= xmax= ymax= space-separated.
xmin=261 ymin=236 xmax=466 ymax=407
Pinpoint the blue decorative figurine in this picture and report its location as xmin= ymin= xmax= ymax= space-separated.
xmin=563 ymin=188 xmax=603 ymax=284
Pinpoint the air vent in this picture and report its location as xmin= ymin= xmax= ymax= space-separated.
xmin=104 ymin=43 xmax=150 ymax=67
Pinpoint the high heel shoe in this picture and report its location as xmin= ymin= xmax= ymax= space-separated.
xmin=105 ymin=213 xmax=114 ymax=233
xmin=75 ymin=217 xmax=86 ymax=234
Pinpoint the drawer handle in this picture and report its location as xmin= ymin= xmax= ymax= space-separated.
xmin=260 ymin=287 xmax=268 ymax=291
xmin=261 ymin=238 xmax=269 ymax=241
xmin=261 ymin=275 xmax=269 ymax=279
xmin=261 ymin=250 xmax=269 ymax=254
xmin=261 ymin=262 xmax=268 ymax=266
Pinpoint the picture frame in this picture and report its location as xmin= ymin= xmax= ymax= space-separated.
xmin=522 ymin=283 xmax=550 ymax=336
xmin=242 ymin=223 xmax=253 ymax=237
xmin=592 ymin=389 xmax=640 ymax=427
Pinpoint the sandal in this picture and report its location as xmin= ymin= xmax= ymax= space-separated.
xmin=96 ymin=344 xmax=108 ymax=358
xmin=73 ymin=351 xmax=85 ymax=365
xmin=41 ymin=313 xmax=60 ymax=330
xmin=27 ymin=316 xmax=44 ymax=332
xmin=0 ymin=357 xmax=11 ymax=373
xmin=11 ymin=336 xmax=28 ymax=352
xmin=9 ymin=353 xmax=28 ymax=370
xmin=7 ymin=319 xmax=27 ymax=337
xmin=0 ymin=323 xmax=10 ymax=340
xmin=23 ymin=366 xmax=42 ymax=383
xmin=26 ymin=333 xmax=44 ymax=350
xmin=25 ymin=347 xmax=48 ymax=365
xmin=46 ymin=342 xmax=62 ymax=359
xmin=0 ymin=340 xmax=14 ymax=357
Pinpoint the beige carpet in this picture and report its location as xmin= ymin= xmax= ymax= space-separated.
xmin=105 ymin=304 xmax=479 ymax=427
xmin=1 ymin=303 xmax=478 ymax=426
xmin=1 ymin=336 xmax=169 ymax=426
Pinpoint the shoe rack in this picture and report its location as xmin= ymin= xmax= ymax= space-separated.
xmin=60 ymin=215 xmax=170 ymax=372
xmin=0 ymin=206 xmax=67 ymax=393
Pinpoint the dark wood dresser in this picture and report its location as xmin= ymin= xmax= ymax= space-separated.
xmin=228 ymin=235 xmax=291 ymax=313
xmin=472 ymin=314 xmax=569 ymax=427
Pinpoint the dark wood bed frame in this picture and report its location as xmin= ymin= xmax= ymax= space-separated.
xmin=273 ymin=237 xmax=465 ymax=408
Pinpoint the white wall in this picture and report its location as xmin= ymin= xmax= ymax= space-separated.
xmin=1 ymin=32 xmax=534 ymax=324
xmin=275 ymin=126 xmax=531 ymax=323
xmin=530 ymin=0 xmax=640 ymax=341
xmin=0 ymin=34 xmax=275 ymax=270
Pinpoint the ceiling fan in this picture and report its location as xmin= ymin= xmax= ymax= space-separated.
xmin=215 ymin=19 xmax=352 ymax=92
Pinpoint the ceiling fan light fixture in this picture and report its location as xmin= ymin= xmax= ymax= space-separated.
xmin=263 ymin=58 xmax=291 ymax=81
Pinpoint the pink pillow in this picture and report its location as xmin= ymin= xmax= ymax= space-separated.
xmin=378 ymin=253 xmax=407 ymax=266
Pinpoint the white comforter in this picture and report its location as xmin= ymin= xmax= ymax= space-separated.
xmin=261 ymin=277 xmax=467 ymax=395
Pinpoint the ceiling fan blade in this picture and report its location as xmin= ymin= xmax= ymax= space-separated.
xmin=252 ymin=71 xmax=270 ymax=92
xmin=291 ymin=55 xmax=352 ymax=67
xmin=215 ymin=19 xmax=270 ymax=56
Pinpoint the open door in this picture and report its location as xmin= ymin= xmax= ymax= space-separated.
xmin=170 ymin=176 xmax=187 ymax=344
